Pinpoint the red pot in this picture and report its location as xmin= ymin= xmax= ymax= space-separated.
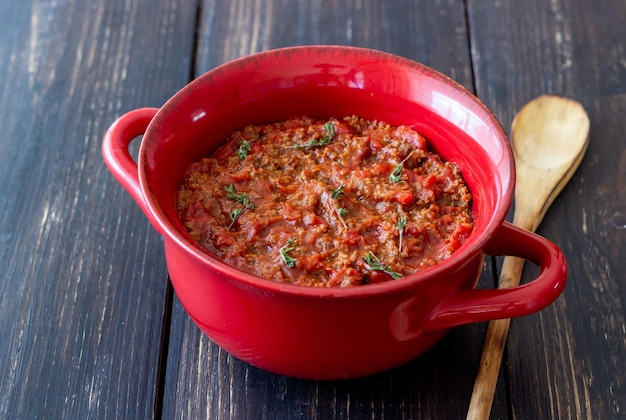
xmin=102 ymin=46 xmax=566 ymax=380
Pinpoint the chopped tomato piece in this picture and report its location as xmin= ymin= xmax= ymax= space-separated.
xmin=370 ymin=162 xmax=391 ymax=176
xmin=228 ymin=170 xmax=250 ymax=182
xmin=396 ymin=189 xmax=414 ymax=206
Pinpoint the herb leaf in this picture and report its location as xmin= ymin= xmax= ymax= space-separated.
xmin=287 ymin=121 xmax=336 ymax=149
xmin=322 ymin=122 xmax=336 ymax=143
xmin=330 ymin=184 xmax=345 ymax=199
xmin=363 ymin=251 xmax=402 ymax=279
xmin=329 ymin=184 xmax=348 ymax=224
xmin=225 ymin=184 xmax=255 ymax=209
xmin=389 ymin=150 xmax=415 ymax=183
xmin=389 ymin=164 xmax=403 ymax=183
xmin=235 ymin=140 xmax=251 ymax=160
xmin=337 ymin=207 xmax=348 ymax=218
xmin=224 ymin=184 xmax=254 ymax=229
xmin=230 ymin=207 xmax=244 ymax=221
xmin=280 ymin=238 xmax=297 ymax=267
xmin=397 ymin=215 xmax=407 ymax=253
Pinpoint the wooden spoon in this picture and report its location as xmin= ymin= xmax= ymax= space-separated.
xmin=466 ymin=95 xmax=590 ymax=420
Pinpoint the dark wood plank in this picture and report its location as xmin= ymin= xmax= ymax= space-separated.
xmin=467 ymin=0 xmax=626 ymax=418
xmin=162 ymin=0 xmax=506 ymax=418
xmin=194 ymin=0 xmax=475 ymax=88
xmin=0 ymin=0 xmax=197 ymax=417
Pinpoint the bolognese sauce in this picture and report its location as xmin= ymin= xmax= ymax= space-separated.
xmin=177 ymin=116 xmax=473 ymax=287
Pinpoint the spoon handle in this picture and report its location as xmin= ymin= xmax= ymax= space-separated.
xmin=466 ymin=256 xmax=525 ymax=420
xmin=467 ymin=95 xmax=589 ymax=419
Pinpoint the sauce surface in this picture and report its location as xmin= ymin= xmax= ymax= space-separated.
xmin=178 ymin=116 xmax=473 ymax=287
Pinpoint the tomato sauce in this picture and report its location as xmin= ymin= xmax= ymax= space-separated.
xmin=177 ymin=116 xmax=473 ymax=287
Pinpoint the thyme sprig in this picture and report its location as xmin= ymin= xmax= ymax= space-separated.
xmin=224 ymin=184 xmax=255 ymax=229
xmin=280 ymin=238 xmax=297 ymax=267
xmin=363 ymin=251 xmax=402 ymax=280
xmin=320 ymin=122 xmax=336 ymax=144
xmin=397 ymin=214 xmax=407 ymax=253
xmin=389 ymin=150 xmax=415 ymax=183
xmin=225 ymin=184 xmax=254 ymax=207
xmin=330 ymin=184 xmax=345 ymax=199
xmin=235 ymin=140 xmax=251 ymax=160
xmin=329 ymin=184 xmax=348 ymax=227
xmin=287 ymin=122 xmax=336 ymax=149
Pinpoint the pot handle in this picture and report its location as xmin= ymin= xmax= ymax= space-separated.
xmin=102 ymin=108 xmax=162 ymax=234
xmin=426 ymin=221 xmax=567 ymax=332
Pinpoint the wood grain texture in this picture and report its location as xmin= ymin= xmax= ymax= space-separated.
xmin=1 ymin=0 xmax=624 ymax=418
xmin=0 ymin=0 xmax=196 ymax=417
xmin=194 ymin=0 xmax=475 ymax=88
xmin=468 ymin=0 xmax=626 ymax=417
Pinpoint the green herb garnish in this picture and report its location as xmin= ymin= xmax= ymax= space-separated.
xmin=280 ymin=238 xmax=297 ymax=267
xmin=230 ymin=207 xmax=244 ymax=221
xmin=389 ymin=164 xmax=404 ymax=183
xmin=235 ymin=140 xmax=251 ymax=160
xmin=363 ymin=251 xmax=402 ymax=279
xmin=330 ymin=184 xmax=345 ymax=199
xmin=225 ymin=184 xmax=254 ymax=209
xmin=321 ymin=122 xmax=336 ymax=143
xmin=329 ymin=184 xmax=348 ymax=224
xmin=337 ymin=207 xmax=348 ymax=218
xmin=224 ymin=184 xmax=254 ymax=229
xmin=389 ymin=151 xmax=415 ymax=183
xmin=397 ymin=215 xmax=407 ymax=253
xmin=287 ymin=122 xmax=336 ymax=149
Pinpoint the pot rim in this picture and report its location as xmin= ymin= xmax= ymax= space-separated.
xmin=139 ymin=45 xmax=515 ymax=298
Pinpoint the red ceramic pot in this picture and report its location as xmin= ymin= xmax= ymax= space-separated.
xmin=102 ymin=46 xmax=567 ymax=380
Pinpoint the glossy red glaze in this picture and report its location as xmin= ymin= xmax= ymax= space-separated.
xmin=102 ymin=46 xmax=567 ymax=380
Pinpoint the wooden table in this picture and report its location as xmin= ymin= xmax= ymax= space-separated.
xmin=1 ymin=0 xmax=624 ymax=418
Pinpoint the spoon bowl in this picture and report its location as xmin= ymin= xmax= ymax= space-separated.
xmin=511 ymin=95 xmax=591 ymax=231
xmin=513 ymin=95 xmax=590 ymax=169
